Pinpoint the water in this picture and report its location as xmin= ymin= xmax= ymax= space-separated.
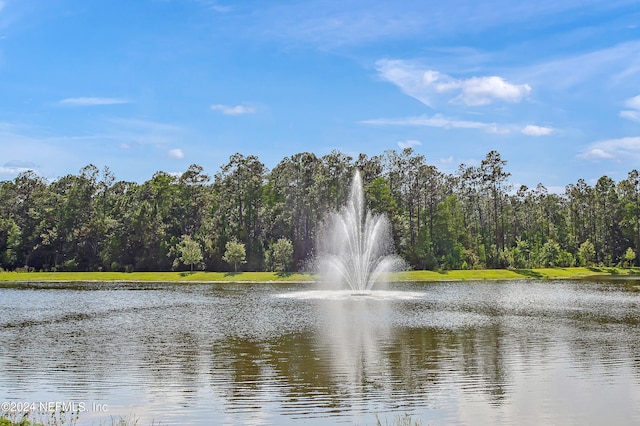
xmin=1 ymin=280 xmax=640 ymax=425
xmin=317 ymin=170 xmax=403 ymax=291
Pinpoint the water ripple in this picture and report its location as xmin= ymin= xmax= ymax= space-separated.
xmin=1 ymin=280 xmax=639 ymax=425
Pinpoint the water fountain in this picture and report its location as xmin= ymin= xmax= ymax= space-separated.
xmin=317 ymin=170 xmax=403 ymax=292
xmin=276 ymin=171 xmax=417 ymax=403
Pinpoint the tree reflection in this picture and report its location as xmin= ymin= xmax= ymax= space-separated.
xmin=206 ymin=299 xmax=517 ymax=415
xmin=3 ymin=282 xmax=640 ymax=423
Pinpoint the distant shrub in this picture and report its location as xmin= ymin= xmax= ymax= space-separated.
xmin=557 ymin=250 xmax=575 ymax=267
xmin=62 ymin=259 xmax=78 ymax=272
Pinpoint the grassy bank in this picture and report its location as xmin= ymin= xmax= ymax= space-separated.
xmin=1 ymin=267 xmax=639 ymax=283
xmin=394 ymin=267 xmax=640 ymax=281
xmin=0 ymin=270 xmax=316 ymax=283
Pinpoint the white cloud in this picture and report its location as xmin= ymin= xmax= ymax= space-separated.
xmin=168 ymin=148 xmax=184 ymax=159
xmin=456 ymin=76 xmax=531 ymax=106
xmin=397 ymin=140 xmax=421 ymax=149
xmin=360 ymin=114 xmax=505 ymax=133
xmin=620 ymin=110 xmax=640 ymax=122
xmin=521 ymin=125 xmax=554 ymax=136
xmin=580 ymin=136 xmax=640 ymax=160
xmin=59 ymin=97 xmax=130 ymax=106
xmin=367 ymin=117 xmax=554 ymax=137
xmin=581 ymin=148 xmax=614 ymax=159
xmin=620 ymin=95 xmax=640 ymax=122
xmin=211 ymin=104 xmax=256 ymax=115
xmin=626 ymin=95 xmax=640 ymax=109
xmin=376 ymin=59 xmax=531 ymax=107
xmin=361 ymin=114 xmax=482 ymax=128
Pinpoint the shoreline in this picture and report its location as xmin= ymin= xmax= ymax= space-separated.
xmin=1 ymin=267 xmax=639 ymax=284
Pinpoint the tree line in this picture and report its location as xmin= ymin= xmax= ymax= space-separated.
xmin=0 ymin=149 xmax=638 ymax=272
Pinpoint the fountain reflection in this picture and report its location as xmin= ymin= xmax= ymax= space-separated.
xmin=213 ymin=297 xmax=492 ymax=418
xmin=2 ymin=281 xmax=640 ymax=424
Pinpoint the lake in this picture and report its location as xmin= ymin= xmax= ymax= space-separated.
xmin=1 ymin=280 xmax=639 ymax=425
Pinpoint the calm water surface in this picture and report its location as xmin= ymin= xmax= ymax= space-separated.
xmin=1 ymin=280 xmax=640 ymax=425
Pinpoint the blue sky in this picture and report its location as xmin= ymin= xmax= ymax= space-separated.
xmin=1 ymin=0 xmax=639 ymax=190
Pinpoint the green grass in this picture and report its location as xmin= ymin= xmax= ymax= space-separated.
xmin=0 ymin=270 xmax=316 ymax=283
xmin=1 ymin=267 xmax=639 ymax=283
xmin=394 ymin=267 xmax=640 ymax=282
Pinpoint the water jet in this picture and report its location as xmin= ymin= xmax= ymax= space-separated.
xmin=317 ymin=170 xmax=403 ymax=291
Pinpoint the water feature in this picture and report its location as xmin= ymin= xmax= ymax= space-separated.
xmin=1 ymin=280 xmax=640 ymax=425
xmin=317 ymin=170 xmax=403 ymax=292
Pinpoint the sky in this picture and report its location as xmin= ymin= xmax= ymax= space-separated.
xmin=0 ymin=0 xmax=639 ymax=191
